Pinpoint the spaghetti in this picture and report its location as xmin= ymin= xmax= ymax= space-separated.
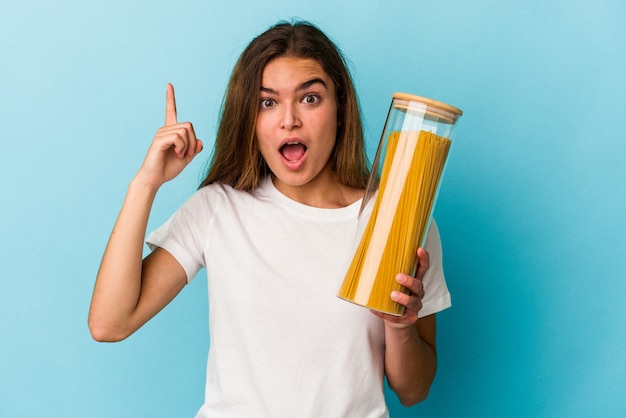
xmin=337 ymin=130 xmax=451 ymax=315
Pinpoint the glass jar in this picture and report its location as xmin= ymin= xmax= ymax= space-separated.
xmin=337 ymin=92 xmax=463 ymax=315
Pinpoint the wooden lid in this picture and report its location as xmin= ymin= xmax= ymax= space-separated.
xmin=392 ymin=92 xmax=463 ymax=124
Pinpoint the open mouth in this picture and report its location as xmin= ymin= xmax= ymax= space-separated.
xmin=280 ymin=142 xmax=307 ymax=162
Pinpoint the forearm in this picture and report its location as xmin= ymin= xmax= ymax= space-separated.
xmin=88 ymin=177 xmax=159 ymax=341
xmin=384 ymin=319 xmax=437 ymax=406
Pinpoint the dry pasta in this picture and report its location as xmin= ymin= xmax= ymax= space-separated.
xmin=337 ymin=130 xmax=451 ymax=315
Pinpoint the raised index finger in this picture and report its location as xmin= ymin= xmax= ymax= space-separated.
xmin=165 ymin=83 xmax=177 ymax=125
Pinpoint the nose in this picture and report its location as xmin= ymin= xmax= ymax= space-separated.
xmin=280 ymin=103 xmax=301 ymax=130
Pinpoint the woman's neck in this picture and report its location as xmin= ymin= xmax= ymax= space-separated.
xmin=271 ymin=170 xmax=364 ymax=209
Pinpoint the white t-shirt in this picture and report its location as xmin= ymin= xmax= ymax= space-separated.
xmin=147 ymin=176 xmax=451 ymax=418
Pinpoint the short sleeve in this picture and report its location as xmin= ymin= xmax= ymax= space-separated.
xmin=146 ymin=192 xmax=210 ymax=283
xmin=418 ymin=220 xmax=452 ymax=318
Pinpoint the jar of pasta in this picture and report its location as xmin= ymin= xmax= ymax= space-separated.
xmin=337 ymin=92 xmax=463 ymax=315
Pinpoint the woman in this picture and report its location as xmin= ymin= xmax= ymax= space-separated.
xmin=89 ymin=21 xmax=451 ymax=417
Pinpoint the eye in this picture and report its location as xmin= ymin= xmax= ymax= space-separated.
xmin=302 ymin=94 xmax=320 ymax=105
xmin=260 ymin=98 xmax=276 ymax=109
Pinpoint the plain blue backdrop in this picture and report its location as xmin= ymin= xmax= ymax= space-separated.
xmin=1 ymin=0 xmax=625 ymax=417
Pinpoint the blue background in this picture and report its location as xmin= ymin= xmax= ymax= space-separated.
xmin=1 ymin=0 xmax=625 ymax=417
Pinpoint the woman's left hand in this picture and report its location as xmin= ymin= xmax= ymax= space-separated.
xmin=371 ymin=247 xmax=429 ymax=328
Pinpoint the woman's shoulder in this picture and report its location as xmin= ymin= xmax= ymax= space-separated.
xmin=192 ymin=181 xmax=243 ymax=204
xmin=189 ymin=179 xmax=268 ymax=209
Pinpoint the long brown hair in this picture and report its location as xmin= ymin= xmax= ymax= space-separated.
xmin=199 ymin=21 xmax=369 ymax=191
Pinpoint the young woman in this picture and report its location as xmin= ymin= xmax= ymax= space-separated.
xmin=89 ymin=21 xmax=451 ymax=417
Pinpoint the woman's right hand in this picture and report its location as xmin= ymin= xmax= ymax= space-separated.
xmin=135 ymin=83 xmax=203 ymax=189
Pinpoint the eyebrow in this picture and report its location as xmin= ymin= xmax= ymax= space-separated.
xmin=260 ymin=77 xmax=328 ymax=95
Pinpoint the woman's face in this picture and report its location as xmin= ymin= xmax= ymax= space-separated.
xmin=255 ymin=56 xmax=338 ymax=195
